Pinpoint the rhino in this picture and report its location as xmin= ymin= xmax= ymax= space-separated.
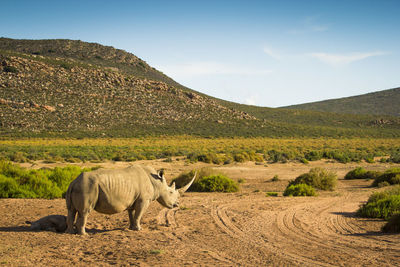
xmin=65 ymin=165 xmax=195 ymax=235
xmin=26 ymin=215 xmax=67 ymax=232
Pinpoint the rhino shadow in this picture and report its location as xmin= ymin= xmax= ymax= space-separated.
xmin=85 ymin=227 xmax=126 ymax=234
xmin=0 ymin=225 xmax=32 ymax=232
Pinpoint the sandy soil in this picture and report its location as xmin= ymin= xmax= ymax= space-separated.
xmin=1 ymin=160 xmax=399 ymax=266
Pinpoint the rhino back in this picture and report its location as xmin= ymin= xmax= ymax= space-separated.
xmin=90 ymin=166 xmax=154 ymax=214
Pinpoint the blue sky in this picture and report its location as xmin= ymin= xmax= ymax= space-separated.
xmin=2 ymin=0 xmax=400 ymax=107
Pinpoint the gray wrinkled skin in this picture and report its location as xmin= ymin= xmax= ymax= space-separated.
xmin=65 ymin=165 xmax=195 ymax=235
xmin=26 ymin=215 xmax=67 ymax=232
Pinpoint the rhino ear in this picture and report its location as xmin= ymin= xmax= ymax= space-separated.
xmin=157 ymin=170 xmax=167 ymax=184
xmin=170 ymin=182 xmax=176 ymax=190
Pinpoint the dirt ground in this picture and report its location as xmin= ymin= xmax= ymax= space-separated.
xmin=1 ymin=159 xmax=399 ymax=266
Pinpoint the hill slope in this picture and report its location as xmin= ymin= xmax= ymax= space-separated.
xmin=1 ymin=38 xmax=400 ymax=138
xmin=283 ymin=87 xmax=400 ymax=117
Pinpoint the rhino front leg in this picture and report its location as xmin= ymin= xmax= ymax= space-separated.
xmin=76 ymin=210 xmax=90 ymax=235
xmin=128 ymin=199 xmax=150 ymax=231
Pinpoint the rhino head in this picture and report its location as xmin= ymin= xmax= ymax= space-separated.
xmin=156 ymin=170 xmax=196 ymax=209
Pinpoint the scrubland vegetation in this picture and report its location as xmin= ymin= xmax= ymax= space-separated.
xmin=283 ymin=167 xmax=337 ymax=196
xmin=344 ymin=166 xmax=400 ymax=232
xmin=172 ymin=168 xmax=239 ymax=193
xmin=344 ymin=167 xmax=400 ymax=187
xmin=1 ymin=137 xmax=399 ymax=164
xmin=344 ymin=167 xmax=381 ymax=180
xmin=0 ymin=161 xmax=98 ymax=198
xmin=371 ymin=168 xmax=400 ymax=187
xmin=283 ymin=184 xmax=317 ymax=197
xmin=357 ymin=185 xmax=400 ymax=220
xmin=357 ymin=185 xmax=400 ymax=232
xmin=287 ymin=167 xmax=337 ymax=191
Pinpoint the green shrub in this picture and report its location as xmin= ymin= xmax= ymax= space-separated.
xmin=299 ymin=158 xmax=309 ymax=164
xmin=288 ymin=167 xmax=337 ymax=191
xmin=223 ymin=158 xmax=232 ymax=165
xmin=234 ymin=152 xmax=249 ymax=163
xmin=23 ymin=175 xmax=63 ymax=199
xmin=163 ymin=157 xmax=173 ymax=162
xmin=0 ymin=175 xmax=36 ymax=198
xmin=357 ymin=186 xmax=400 ymax=220
xmin=3 ymin=65 xmax=18 ymax=73
xmin=172 ymin=167 xmax=227 ymax=188
xmin=172 ymin=168 xmax=238 ymax=192
xmin=266 ymin=192 xmax=278 ymax=197
xmin=267 ymin=150 xmax=290 ymax=163
xmin=305 ymin=151 xmax=322 ymax=161
xmin=237 ymin=178 xmax=246 ymax=184
xmin=390 ymin=151 xmax=400 ymax=163
xmin=59 ymin=62 xmax=72 ymax=70
xmin=149 ymin=249 xmax=163 ymax=255
xmin=372 ymin=168 xmax=400 ymax=187
xmin=196 ymin=154 xmax=213 ymax=163
xmin=323 ymin=151 xmax=351 ymax=163
xmin=378 ymin=181 xmax=391 ymax=188
xmin=65 ymin=157 xmax=82 ymax=163
xmin=10 ymin=152 xmax=28 ymax=163
xmin=382 ymin=213 xmax=400 ymax=233
xmin=0 ymin=161 xmax=95 ymax=199
xmin=344 ymin=167 xmax=381 ymax=180
xmin=380 ymin=158 xmax=389 ymax=163
xmin=172 ymin=168 xmax=209 ymax=189
xmin=365 ymin=157 xmax=375 ymax=163
xmin=47 ymin=166 xmax=84 ymax=192
xmin=283 ymin=184 xmax=316 ymax=197
xmin=191 ymin=174 xmax=239 ymax=192
xmin=271 ymin=175 xmax=279 ymax=182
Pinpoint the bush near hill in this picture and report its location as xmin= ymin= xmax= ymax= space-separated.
xmin=0 ymin=161 xmax=98 ymax=199
xmin=283 ymin=184 xmax=316 ymax=197
xmin=171 ymin=168 xmax=239 ymax=192
xmin=288 ymin=167 xmax=337 ymax=191
xmin=357 ymin=186 xmax=400 ymax=223
xmin=371 ymin=168 xmax=400 ymax=187
xmin=344 ymin=167 xmax=382 ymax=180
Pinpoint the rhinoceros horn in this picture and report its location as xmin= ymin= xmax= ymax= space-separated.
xmin=178 ymin=172 xmax=197 ymax=194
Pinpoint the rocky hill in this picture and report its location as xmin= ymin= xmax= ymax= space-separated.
xmin=283 ymin=87 xmax=400 ymax=117
xmin=1 ymin=38 xmax=399 ymax=138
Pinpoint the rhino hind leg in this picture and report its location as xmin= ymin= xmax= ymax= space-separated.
xmin=128 ymin=199 xmax=150 ymax=231
xmin=66 ymin=208 xmax=77 ymax=234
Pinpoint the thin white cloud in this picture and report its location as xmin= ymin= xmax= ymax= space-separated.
xmin=310 ymin=25 xmax=329 ymax=32
xmin=263 ymin=46 xmax=281 ymax=60
xmin=289 ymin=15 xmax=329 ymax=34
xmin=309 ymin=51 xmax=388 ymax=66
xmin=158 ymin=62 xmax=272 ymax=77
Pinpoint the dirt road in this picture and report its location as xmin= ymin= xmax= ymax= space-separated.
xmin=1 ymin=160 xmax=399 ymax=266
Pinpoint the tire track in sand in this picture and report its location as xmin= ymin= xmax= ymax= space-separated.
xmin=211 ymin=193 xmax=400 ymax=266
xmin=211 ymin=200 xmax=333 ymax=266
xmin=156 ymin=207 xmax=237 ymax=265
